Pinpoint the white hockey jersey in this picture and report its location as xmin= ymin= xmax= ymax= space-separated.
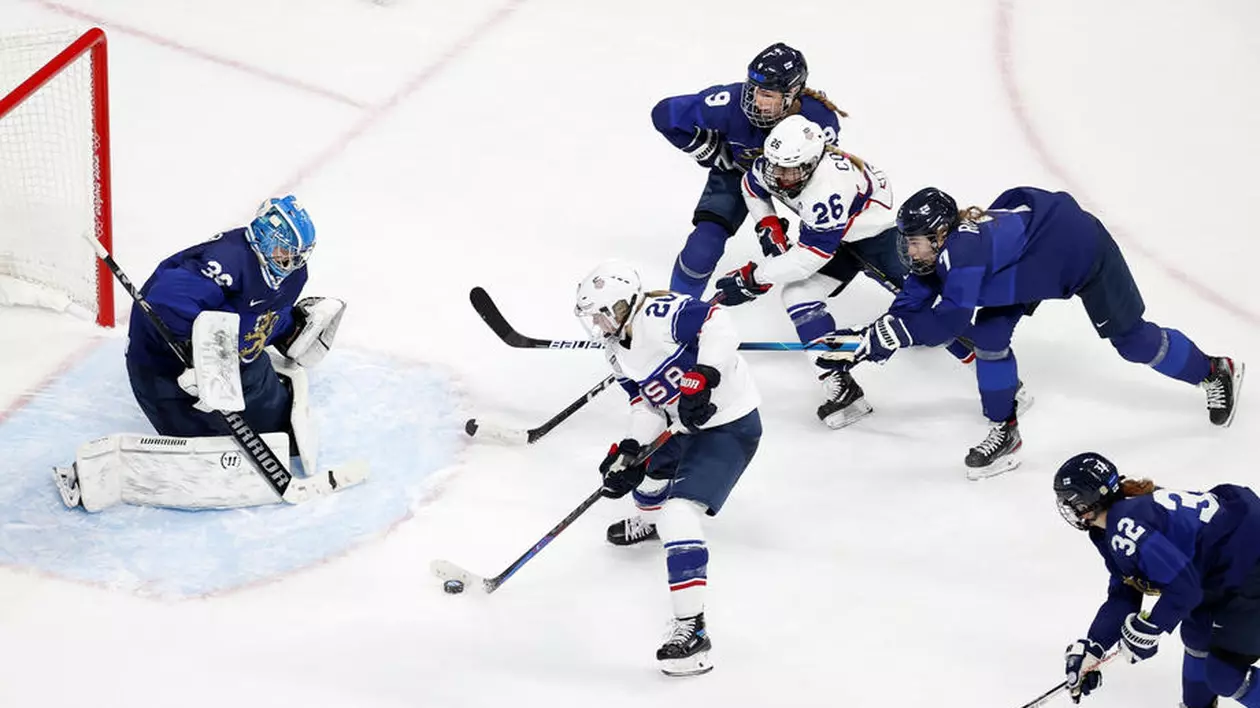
xmin=741 ymin=150 xmax=894 ymax=286
xmin=604 ymin=292 xmax=759 ymax=443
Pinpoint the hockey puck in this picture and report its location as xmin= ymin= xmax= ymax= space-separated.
xmin=443 ymin=579 xmax=465 ymax=594
xmin=464 ymin=418 xmax=478 ymax=437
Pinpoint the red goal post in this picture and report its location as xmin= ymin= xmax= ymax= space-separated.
xmin=0 ymin=27 xmax=114 ymax=327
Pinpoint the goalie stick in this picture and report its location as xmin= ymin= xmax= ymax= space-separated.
xmin=469 ymin=286 xmax=844 ymax=352
xmin=432 ymin=427 xmax=675 ymax=594
xmin=82 ymin=232 xmax=368 ymax=504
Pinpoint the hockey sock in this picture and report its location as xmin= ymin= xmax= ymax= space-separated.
xmin=670 ymin=221 xmax=729 ymax=298
xmin=1111 ymin=320 xmax=1211 ymax=385
xmin=787 ymin=301 xmax=838 ymax=344
xmin=1183 ymin=652 xmax=1216 ymax=708
xmin=975 ymin=346 xmax=1019 ymax=422
xmin=657 ymin=499 xmax=708 ymax=618
xmin=1206 ymin=657 xmax=1258 ymax=705
xmin=946 ymin=338 xmax=975 ymax=364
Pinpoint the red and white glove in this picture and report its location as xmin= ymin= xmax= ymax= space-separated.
xmin=756 ymin=216 xmax=791 ymax=256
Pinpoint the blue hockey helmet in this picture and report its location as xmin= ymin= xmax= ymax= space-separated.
xmin=741 ymin=43 xmax=809 ymax=129
xmin=1053 ymin=452 xmax=1123 ymax=530
xmin=896 ymin=187 xmax=960 ymax=275
xmin=246 ymin=195 xmax=316 ymax=289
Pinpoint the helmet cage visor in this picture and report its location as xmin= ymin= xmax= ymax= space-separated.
xmin=898 ymin=233 xmax=941 ymax=276
xmin=741 ymin=83 xmax=795 ymax=129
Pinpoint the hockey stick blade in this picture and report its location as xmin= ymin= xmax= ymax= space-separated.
xmin=431 ymin=559 xmax=495 ymax=594
xmin=464 ymin=374 xmax=619 ymax=446
xmin=463 ymin=418 xmax=529 ymax=445
xmin=470 ymin=286 xmax=857 ymax=352
xmin=281 ymin=460 xmax=370 ymax=504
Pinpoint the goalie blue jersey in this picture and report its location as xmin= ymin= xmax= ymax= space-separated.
xmin=126 ymin=228 xmax=306 ymax=376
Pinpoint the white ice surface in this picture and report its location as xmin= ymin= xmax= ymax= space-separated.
xmin=0 ymin=0 xmax=1257 ymax=706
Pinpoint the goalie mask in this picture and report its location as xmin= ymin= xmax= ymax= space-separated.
xmin=247 ymin=195 xmax=316 ymax=289
xmin=762 ymin=115 xmax=826 ymax=197
xmin=574 ymin=260 xmax=642 ymax=340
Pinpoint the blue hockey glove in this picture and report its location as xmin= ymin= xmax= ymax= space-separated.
xmin=756 ymin=216 xmax=791 ymax=257
xmin=859 ymin=314 xmax=913 ymax=363
xmin=1119 ymin=613 xmax=1161 ymax=663
xmin=677 ymin=364 xmax=721 ymax=431
xmin=715 ymin=262 xmax=771 ymax=306
xmin=684 ymin=128 xmax=736 ymax=171
xmin=599 ymin=438 xmax=646 ymax=499
xmin=1064 ymin=638 xmax=1106 ymax=703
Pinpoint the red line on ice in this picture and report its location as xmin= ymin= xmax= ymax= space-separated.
xmin=271 ymin=0 xmax=527 ymax=194
xmin=994 ymin=0 xmax=1258 ymax=326
xmin=32 ymin=0 xmax=368 ymax=109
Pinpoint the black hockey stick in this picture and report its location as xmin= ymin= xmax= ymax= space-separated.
xmin=465 ymin=373 xmax=617 ymax=444
xmin=432 ymin=427 xmax=675 ymax=594
xmin=469 ymin=286 xmax=834 ymax=352
xmin=81 ymin=233 xmax=366 ymax=503
xmin=1017 ymin=649 xmax=1120 ymax=708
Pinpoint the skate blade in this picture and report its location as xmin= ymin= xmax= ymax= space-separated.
xmin=821 ymin=399 xmax=874 ymax=430
xmin=1222 ymin=361 xmax=1245 ymax=428
xmin=51 ymin=466 xmax=81 ymax=508
xmin=660 ymin=651 xmax=713 ymax=677
xmin=965 ymin=455 xmax=1021 ymax=481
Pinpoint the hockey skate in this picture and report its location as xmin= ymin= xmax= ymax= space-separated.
xmin=51 ymin=464 xmax=81 ymax=508
xmin=606 ymin=515 xmax=659 ymax=546
xmin=1201 ymin=357 xmax=1244 ymax=427
xmin=817 ymin=369 xmax=873 ymax=430
xmin=964 ymin=417 xmax=1022 ymax=480
xmin=657 ymin=613 xmax=713 ymax=677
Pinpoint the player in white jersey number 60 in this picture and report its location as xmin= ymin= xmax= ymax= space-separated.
xmin=574 ymin=260 xmax=762 ymax=677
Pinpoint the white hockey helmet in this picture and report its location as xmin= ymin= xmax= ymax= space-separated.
xmin=574 ymin=260 xmax=643 ymax=340
xmin=762 ymin=114 xmax=827 ymax=195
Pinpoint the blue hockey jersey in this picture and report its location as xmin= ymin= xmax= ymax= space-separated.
xmin=1084 ymin=484 xmax=1260 ymax=647
xmin=889 ymin=187 xmax=1104 ymax=346
xmin=125 ymin=228 xmax=307 ymax=376
xmin=651 ymin=83 xmax=841 ymax=172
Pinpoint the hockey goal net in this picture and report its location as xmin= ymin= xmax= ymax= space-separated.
xmin=0 ymin=27 xmax=114 ymax=327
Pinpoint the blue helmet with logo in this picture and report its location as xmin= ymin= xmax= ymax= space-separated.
xmin=246 ymin=195 xmax=315 ymax=289
xmin=741 ymin=43 xmax=809 ymax=129
xmin=1053 ymin=452 xmax=1123 ymax=530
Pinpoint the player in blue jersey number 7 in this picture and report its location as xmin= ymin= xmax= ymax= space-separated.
xmin=1054 ymin=453 xmax=1260 ymax=707
xmin=819 ymin=186 xmax=1243 ymax=479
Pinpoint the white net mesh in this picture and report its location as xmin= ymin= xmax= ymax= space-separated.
xmin=0 ymin=29 xmax=105 ymax=322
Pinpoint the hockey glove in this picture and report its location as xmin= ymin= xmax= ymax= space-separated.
xmin=276 ymin=297 xmax=346 ymax=368
xmin=860 ymin=314 xmax=913 ymax=363
xmin=715 ymin=262 xmax=771 ymax=307
xmin=684 ymin=128 xmax=736 ymax=171
xmin=599 ymin=439 xmax=647 ymax=499
xmin=677 ymin=364 xmax=721 ymax=431
xmin=756 ymin=216 xmax=791 ymax=257
xmin=1064 ymin=638 xmax=1106 ymax=703
xmin=1119 ymin=612 xmax=1161 ymax=663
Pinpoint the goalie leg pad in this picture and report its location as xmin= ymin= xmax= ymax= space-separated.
xmin=73 ymin=432 xmax=291 ymax=511
xmin=269 ymin=352 xmax=320 ymax=476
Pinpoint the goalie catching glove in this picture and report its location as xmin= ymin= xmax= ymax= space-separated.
xmin=276 ymin=297 xmax=346 ymax=368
